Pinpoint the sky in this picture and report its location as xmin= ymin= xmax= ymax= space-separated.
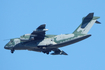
xmin=0 ymin=0 xmax=105 ymax=70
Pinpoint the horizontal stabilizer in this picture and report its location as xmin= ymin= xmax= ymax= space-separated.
xmin=95 ymin=21 xmax=101 ymax=24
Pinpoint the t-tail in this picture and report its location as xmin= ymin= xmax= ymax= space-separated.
xmin=73 ymin=13 xmax=101 ymax=35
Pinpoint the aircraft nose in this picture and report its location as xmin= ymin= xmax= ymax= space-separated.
xmin=4 ymin=46 xmax=9 ymax=49
xmin=4 ymin=45 xmax=13 ymax=49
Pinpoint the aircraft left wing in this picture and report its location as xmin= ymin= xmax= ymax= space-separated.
xmin=30 ymin=24 xmax=48 ymax=40
xmin=51 ymin=48 xmax=68 ymax=55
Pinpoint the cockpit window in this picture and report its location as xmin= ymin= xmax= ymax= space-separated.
xmin=23 ymin=35 xmax=25 ymax=37
xmin=9 ymin=40 xmax=11 ymax=43
xmin=9 ymin=40 xmax=13 ymax=43
xmin=7 ymin=39 xmax=14 ymax=46
xmin=11 ymin=40 xmax=13 ymax=42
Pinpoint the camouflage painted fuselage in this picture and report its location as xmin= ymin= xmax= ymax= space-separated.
xmin=4 ymin=33 xmax=91 ymax=54
xmin=4 ymin=13 xmax=100 ymax=55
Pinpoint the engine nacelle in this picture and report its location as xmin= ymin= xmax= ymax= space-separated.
xmin=51 ymin=51 xmax=68 ymax=55
xmin=35 ymin=29 xmax=48 ymax=32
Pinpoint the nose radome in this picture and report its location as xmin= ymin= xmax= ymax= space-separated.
xmin=4 ymin=45 xmax=13 ymax=49
xmin=4 ymin=46 xmax=8 ymax=49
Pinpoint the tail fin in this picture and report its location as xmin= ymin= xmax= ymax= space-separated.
xmin=73 ymin=13 xmax=100 ymax=34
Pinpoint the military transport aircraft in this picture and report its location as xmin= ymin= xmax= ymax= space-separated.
xmin=4 ymin=13 xmax=100 ymax=55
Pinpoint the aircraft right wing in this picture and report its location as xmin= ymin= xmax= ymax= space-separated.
xmin=51 ymin=48 xmax=68 ymax=55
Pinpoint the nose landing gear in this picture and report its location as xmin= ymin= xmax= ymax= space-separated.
xmin=11 ymin=49 xmax=15 ymax=53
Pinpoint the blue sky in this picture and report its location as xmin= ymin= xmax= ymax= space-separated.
xmin=1 ymin=0 xmax=105 ymax=70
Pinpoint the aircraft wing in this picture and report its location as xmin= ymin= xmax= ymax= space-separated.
xmin=30 ymin=24 xmax=48 ymax=40
xmin=51 ymin=48 xmax=68 ymax=55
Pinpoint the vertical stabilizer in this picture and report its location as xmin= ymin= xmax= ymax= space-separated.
xmin=73 ymin=13 xmax=100 ymax=34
